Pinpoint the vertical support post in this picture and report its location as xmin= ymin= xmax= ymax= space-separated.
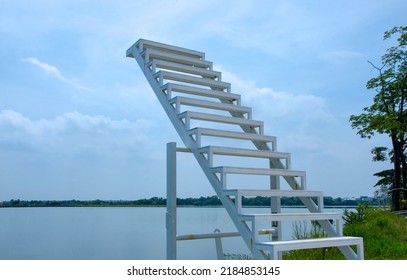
xmin=270 ymin=161 xmax=281 ymax=247
xmin=166 ymin=142 xmax=177 ymax=260
xmin=270 ymin=178 xmax=281 ymax=238
xmin=357 ymin=240 xmax=364 ymax=260
xmin=214 ymin=229 xmax=224 ymax=260
xmin=269 ymin=141 xmax=281 ymax=257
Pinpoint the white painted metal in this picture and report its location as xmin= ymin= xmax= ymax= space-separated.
xmin=140 ymin=49 xmax=212 ymax=69
xmin=257 ymin=237 xmax=364 ymax=260
xmin=211 ymin=166 xmax=306 ymax=190
xmin=241 ymin=212 xmax=343 ymax=243
xmin=176 ymin=231 xmax=241 ymax=241
xmin=170 ymin=96 xmax=251 ymax=117
xmin=128 ymin=41 xmax=268 ymax=260
xmin=163 ymin=83 xmax=241 ymax=105
xmin=189 ymin=127 xmax=276 ymax=150
xmin=149 ymin=60 xmax=221 ymax=80
xmin=167 ymin=142 xmax=243 ymax=259
xmin=179 ymin=111 xmax=263 ymax=133
xmin=154 ymin=70 xmax=230 ymax=91
xmin=224 ymin=189 xmax=323 ymax=213
xmin=224 ymin=189 xmax=322 ymax=197
xmin=166 ymin=142 xmax=177 ymax=260
xmin=127 ymin=38 xmax=363 ymax=260
xmin=128 ymin=39 xmax=205 ymax=59
xmin=239 ymin=212 xmax=342 ymax=222
xmin=214 ymin=229 xmax=225 ymax=260
xmin=198 ymin=146 xmax=290 ymax=168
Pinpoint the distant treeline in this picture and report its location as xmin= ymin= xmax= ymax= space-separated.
xmin=0 ymin=196 xmax=380 ymax=208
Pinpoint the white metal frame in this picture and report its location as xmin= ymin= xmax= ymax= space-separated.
xmin=166 ymin=142 xmax=241 ymax=260
xmin=257 ymin=237 xmax=364 ymax=260
xmin=128 ymin=38 xmax=364 ymax=260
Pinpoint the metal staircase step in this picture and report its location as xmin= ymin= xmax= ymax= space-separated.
xmin=224 ymin=189 xmax=323 ymax=213
xmin=240 ymin=212 xmax=343 ymax=245
xmin=212 ymin=166 xmax=305 ymax=177
xmin=163 ymin=83 xmax=240 ymax=104
xmin=239 ymin=212 xmax=342 ymax=222
xmin=224 ymin=189 xmax=322 ymax=197
xmin=189 ymin=127 xmax=275 ymax=148
xmin=170 ymin=96 xmax=251 ymax=117
xmin=211 ymin=166 xmax=306 ymax=189
xmin=199 ymin=145 xmax=289 ymax=159
xmin=199 ymin=146 xmax=290 ymax=168
xmin=128 ymin=38 xmax=205 ymax=60
xmin=155 ymin=70 xmax=230 ymax=91
xmin=179 ymin=111 xmax=263 ymax=132
xmin=149 ymin=59 xmax=221 ymax=79
xmin=256 ymin=237 xmax=364 ymax=260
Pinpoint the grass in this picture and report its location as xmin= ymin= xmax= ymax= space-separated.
xmin=284 ymin=204 xmax=407 ymax=260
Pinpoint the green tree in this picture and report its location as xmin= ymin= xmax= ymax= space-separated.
xmin=350 ymin=26 xmax=407 ymax=211
xmin=372 ymin=169 xmax=393 ymax=205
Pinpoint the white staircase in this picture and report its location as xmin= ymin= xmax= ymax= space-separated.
xmin=127 ymin=39 xmax=363 ymax=260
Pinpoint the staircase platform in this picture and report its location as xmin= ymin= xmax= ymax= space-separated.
xmin=211 ymin=166 xmax=306 ymax=189
xmin=256 ymin=237 xmax=364 ymax=260
xmin=141 ymin=49 xmax=212 ymax=69
xmin=128 ymin=38 xmax=206 ymax=60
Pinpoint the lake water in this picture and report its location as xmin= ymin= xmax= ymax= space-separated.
xmin=0 ymin=207 xmax=346 ymax=260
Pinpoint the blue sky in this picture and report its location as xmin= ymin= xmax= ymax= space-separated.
xmin=0 ymin=0 xmax=405 ymax=200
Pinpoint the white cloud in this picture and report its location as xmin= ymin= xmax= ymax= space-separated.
xmin=217 ymin=65 xmax=336 ymax=128
xmin=21 ymin=57 xmax=90 ymax=91
xmin=211 ymin=65 xmax=343 ymax=159
xmin=0 ymin=110 xmax=156 ymax=158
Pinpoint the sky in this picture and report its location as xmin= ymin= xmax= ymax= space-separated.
xmin=0 ymin=0 xmax=406 ymax=201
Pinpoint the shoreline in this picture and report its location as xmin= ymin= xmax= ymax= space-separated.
xmin=0 ymin=205 xmax=360 ymax=209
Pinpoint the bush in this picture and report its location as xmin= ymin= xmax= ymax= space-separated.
xmin=343 ymin=203 xmax=369 ymax=224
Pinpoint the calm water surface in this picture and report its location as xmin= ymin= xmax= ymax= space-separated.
xmin=0 ymin=207 xmax=345 ymax=260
